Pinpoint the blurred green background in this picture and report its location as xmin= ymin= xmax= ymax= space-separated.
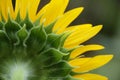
xmin=67 ymin=0 xmax=120 ymax=80
xmin=12 ymin=0 xmax=120 ymax=80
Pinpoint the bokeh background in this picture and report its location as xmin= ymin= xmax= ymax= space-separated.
xmin=67 ymin=0 xmax=120 ymax=80
xmin=12 ymin=0 xmax=120 ymax=80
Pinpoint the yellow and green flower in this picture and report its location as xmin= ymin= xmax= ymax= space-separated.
xmin=0 ymin=0 xmax=113 ymax=80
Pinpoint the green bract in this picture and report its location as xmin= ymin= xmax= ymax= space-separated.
xmin=0 ymin=13 xmax=80 ymax=80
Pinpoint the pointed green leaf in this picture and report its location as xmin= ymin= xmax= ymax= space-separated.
xmin=36 ymin=48 xmax=66 ymax=67
xmin=47 ymin=61 xmax=73 ymax=77
xmin=0 ymin=30 xmax=11 ymax=57
xmin=12 ymin=25 xmax=28 ymax=56
xmin=62 ymin=46 xmax=80 ymax=60
xmin=44 ymin=21 xmax=56 ymax=34
xmin=33 ymin=16 xmax=42 ymax=26
xmin=46 ymin=32 xmax=70 ymax=49
xmin=15 ymin=24 xmax=28 ymax=46
xmin=20 ymin=13 xmax=34 ymax=30
xmin=0 ymin=21 xmax=4 ymax=30
xmin=26 ymin=25 xmax=47 ymax=54
xmin=15 ymin=10 xmax=22 ymax=23
xmin=4 ymin=17 xmax=21 ymax=43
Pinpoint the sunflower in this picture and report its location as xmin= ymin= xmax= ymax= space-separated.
xmin=0 ymin=0 xmax=113 ymax=80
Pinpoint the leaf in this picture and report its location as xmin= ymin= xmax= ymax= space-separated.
xmin=0 ymin=30 xmax=11 ymax=57
xmin=44 ymin=20 xmax=56 ymax=34
xmin=36 ymin=48 xmax=66 ymax=67
xmin=46 ymin=32 xmax=70 ymax=49
xmin=33 ymin=16 xmax=42 ymax=26
xmin=12 ymin=25 xmax=28 ymax=56
xmin=26 ymin=25 xmax=47 ymax=54
xmin=20 ymin=13 xmax=34 ymax=30
xmin=15 ymin=10 xmax=22 ymax=23
xmin=0 ymin=21 xmax=4 ymax=30
xmin=15 ymin=24 xmax=28 ymax=46
xmin=4 ymin=17 xmax=21 ymax=43
xmin=47 ymin=61 xmax=73 ymax=77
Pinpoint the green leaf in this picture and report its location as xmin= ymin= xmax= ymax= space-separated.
xmin=4 ymin=17 xmax=21 ymax=43
xmin=33 ymin=16 xmax=42 ymax=26
xmin=44 ymin=21 xmax=56 ymax=34
xmin=47 ymin=61 xmax=73 ymax=77
xmin=36 ymin=48 xmax=66 ymax=67
xmin=62 ymin=46 xmax=80 ymax=60
xmin=20 ymin=13 xmax=33 ymax=30
xmin=15 ymin=24 xmax=28 ymax=46
xmin=0 ymin=30 xmax=11 ymax=57
xmin=26 ymin=25 xmax=47 ymax=54
xmin=15 ymin=10 xmax=22 ymax=23
xmin=0 ymin=21 xmax=4 ymax=30
xmin=46 ymin=32 xmax=70 ymax=49
xmin=12 ymin=25 xmax=28 ymax=56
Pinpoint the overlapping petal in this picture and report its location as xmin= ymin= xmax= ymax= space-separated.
xmin=15 ymin=0 xmax=41 ymax=20
xmin=0 ymin=0 xmax=14 ymax=21
xmin=39 ymin=0 xmax=69 ymax=25
xmin=53 ymin=7 xmax=84 ymax=33
xmin=70 ymin=44 xmax=104 ymax=59
xmin=72 ymin=55 xmax=113 ymax=72
xmin=64 ymin=25 xmax=102 ymax=48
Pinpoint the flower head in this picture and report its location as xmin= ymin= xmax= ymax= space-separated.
xmin=0 ymin=0 xmax=113 ymax=80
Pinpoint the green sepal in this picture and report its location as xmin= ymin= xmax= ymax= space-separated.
xmin=15 ymin=24 xmax=28 ymax=46
xmin=36 ymin=48 xmax=66 ymax=67
xmin=46 ymin=32 xmax=70 ymax=49
xmin=4 ymin=16 xmax=21 ymax=43
xmin=0 ymin=21 xmax=4 ymax=30
xmin=60 ymin=47 xmax=70 ymax=53
xmin=0 ymin=30 xmax=11 ymax=57
xmin=47 ymin=61 xmax=73 ymax=77
xmin=63 ymin=46 xmax=81 ymax=60
xmin=60 ymin=47 xmax=72 ymax=60
xmin=26 ymin=24 xmax=47 ymax=54
xmin=44 ymin=20 xmax=56 ymax=34
xmin=12 ymin=25 xmax=28 ymax=56
xmin=33 ymin=16 xmax=42 ymax=26
xmin=15 ymin=10 xmax=22 ymax=23
xmin=70 ymin=71 xmax=83 ymax=76
xmin=20 ymin=13 xmax=33 ymax=30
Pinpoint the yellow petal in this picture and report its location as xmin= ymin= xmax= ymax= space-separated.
xmin=53 ymin=7 xmax=84 ymax=33
xmin=64 ymin=25 xmax=102 ymax=48
xmin=0 ymin=14 xmax=1 ymax=21
xmin=36 ymin=2 xmax=50 ymax=20
xmin=0 ymin=0 xmax=15 ymax=21
xmin=69 ymin=58 xmax=91 ymax=66
xmin=64 ymin=24 xmax=92 ymax=48
xmin=70 ymin=45 xmax=104 ymax=59
xmin=28 ymin=0 xmax=41 ymax=21
xmin=15 ymin=0 xmax=27 ymax=19
xmin=73 ymin=55 xmax=113 ymax=72
xmin=39 ymin=0 xmax=69 ymax=25
xmin=65 ymin=24 xmax=92 ymax=32
xmin=74 ymin=73 xmax=108 ymax=80
xmin=15 ymin=0 xmax=39 ymax=20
